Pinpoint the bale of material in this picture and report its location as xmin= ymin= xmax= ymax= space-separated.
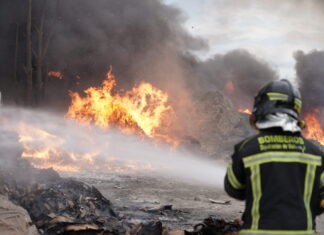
xmin=0 ymin=194 xmax=39 ymax=235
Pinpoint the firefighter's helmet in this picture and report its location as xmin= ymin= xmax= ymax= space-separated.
xmin=251 ymin=79 xmax=302 ymax=124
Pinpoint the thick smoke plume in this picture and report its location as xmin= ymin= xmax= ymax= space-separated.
xmin=0 ymin=0 xmax=277 ymax=109
xmin=185 ymin=49 xmax=278 ymax=109
xmin=0 ymin=0 xmax=206 ymax=107
xmin=295 ymin=50 xmax=324 ymax=113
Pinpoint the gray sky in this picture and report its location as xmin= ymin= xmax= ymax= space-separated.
xmin=163 ymin=0 xmax=324 ymax=79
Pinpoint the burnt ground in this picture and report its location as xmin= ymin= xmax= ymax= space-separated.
xmin=62 ymin=172 xmax=324 ymax=233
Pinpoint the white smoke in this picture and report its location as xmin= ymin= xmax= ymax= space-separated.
xmin=0 ymin=106 xmax=226 ymax=187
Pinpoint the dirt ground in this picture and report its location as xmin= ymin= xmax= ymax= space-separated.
xmin=66 ymin=172 xmax=324 ymax=233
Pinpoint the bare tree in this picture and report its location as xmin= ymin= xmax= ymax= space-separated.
xmin=35 ymin=0 xmax=55 ymax=105
xmin=14 ymin=23 xmax=19 ymax=86
xmin=26 ymin=0 xmax=33 ymax=105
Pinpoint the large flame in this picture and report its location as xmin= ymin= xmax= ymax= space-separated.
xmin=304 ymin=110 xmax=324 ymax=145
xmin=67 ymin=66 xmax=172 ymax=139
xmin=15 ymin=66 xmax=178 ymax=172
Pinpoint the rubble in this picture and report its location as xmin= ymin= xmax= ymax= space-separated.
xmin=0 ymin=156 xmax=243 ymax=235
xmin=11 ymin=179 xmax=125 ymax=235
xmin=125 ymin=217 xmax=241 ymax=235
xmin=0 ymin=129 xmax=244 ymax=234
xmin=185 ymin=217 xmax=241 ymax=235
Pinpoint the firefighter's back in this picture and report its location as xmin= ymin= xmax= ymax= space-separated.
xmin=238 ymin=128 xmax=323 ymax=233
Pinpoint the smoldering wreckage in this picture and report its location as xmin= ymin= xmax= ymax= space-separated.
xmin=0 ymin=130 xmax=241 ymax=235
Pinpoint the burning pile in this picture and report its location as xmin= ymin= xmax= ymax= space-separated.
xmin=14 ymin=67 xmax=181 ymax=173
xmin=67 ymin=66 xmax=173 ymax=141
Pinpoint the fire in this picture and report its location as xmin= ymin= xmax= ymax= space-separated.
xmin=304 ymin=110 xmax=324 ymax=145
xmin=67 ymin=66 xmax=172 ymax=139
xmin=48 ymin=71 xmax=63 ymax=79
xmin=14 ymin=66 xmax=179 ymax=173
xmin=238 ymin=108 xmax=252 ymax=115
xmin=17 ymin=123 xmax=80 ymax=172
xmin=17 ymin=122 xmax=157 ymax=173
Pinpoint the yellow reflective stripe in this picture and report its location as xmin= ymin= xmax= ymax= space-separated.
xmin=227 ymin=161 xmax=245 ymax=189
xmin=267 ymin=92 xmax=288 ymax=101
xmin=303 ymin=164 xmax=316 ymax=230
xmin=294 ymin=98 xmax=302 ymax=106
xmin=250 ymin=165 xmax=261 ymax=230
xmin=320 ymin=172 xmax=324 ymax=188
xmin=267 ymin=92 xmax=288 ymax=97
xmin=292 ymin=98 xmax=302 ymax=113
xmin=294 ymin=104 xmax=302 ymax=113
xmin=240 ymin=229 xmax=316 ymax=235
xmin=269 ymin=97 xmax=288 ymax=101
xmin=243 ymin=152 xmax=322 ymax=167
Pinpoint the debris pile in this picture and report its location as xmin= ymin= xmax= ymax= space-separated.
xmin=186 ymin=217 xmax=241 ymax=235
xmin=126 ymin=217 xmax=241 ymax=235
xmin=0 ymin=130 xmax=242 ymax=234
xmin=11 ymin=179 xmax=124 ymax=235
xmin=193 ymin=91 xmax=253 ymax=158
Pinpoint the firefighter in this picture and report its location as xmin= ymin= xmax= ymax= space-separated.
xmin=224 ymin=79 xmax=324 ymax=235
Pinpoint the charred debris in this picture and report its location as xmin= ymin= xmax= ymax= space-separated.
xmin=0 ymin=135 xmax=240 ymax=235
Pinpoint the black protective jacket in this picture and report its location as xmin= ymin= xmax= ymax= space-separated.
xmin=224 ymin=128 xmax=324 ymax=235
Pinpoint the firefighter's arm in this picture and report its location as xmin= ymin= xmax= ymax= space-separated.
xmin=224 ymin=146 xmax=246 ymax=200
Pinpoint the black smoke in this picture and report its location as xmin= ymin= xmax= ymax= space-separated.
xmin=295 ymin=50 xmax=324 ymax=113
xmin=0 ymin=0 xmax=207 ymax=106
xmin=0 ymin=0 xmax=279 ymax=110
xmin=183 ymin=49 xmax=278 ymax=109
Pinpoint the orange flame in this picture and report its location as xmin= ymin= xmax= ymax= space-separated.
xmin=238 ymin=108 xmax=252 ymax=115
xmin=17 ymin=123 xmax=157 ymax=173
xmin=304 ymin=110 xmax=324 ymax=145
xmin=67 ymin=66 xmax=172 ymax=139
xmin=48 ymin=71 xmax=63 ymax=80
xmin=17 ymin=123 xmax=80 ymax=172
xmin=16 ymin=66 xmax=179 ymax=172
